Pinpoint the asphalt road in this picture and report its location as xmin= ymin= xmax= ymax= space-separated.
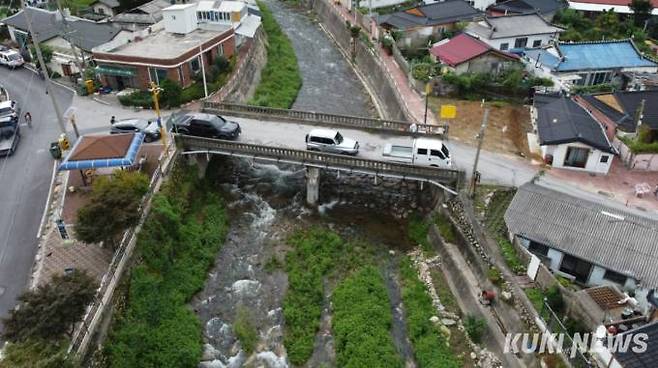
xmin=227 ymin=116 xmax=539 ymax=187
xmin=0 ymin=67 xmax=73 ymax=328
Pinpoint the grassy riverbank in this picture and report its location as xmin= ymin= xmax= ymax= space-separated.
xmin=250 ymin=1 xmax=302 ymax=108
xmin=104 ymin=164 xmax=229 ymax=367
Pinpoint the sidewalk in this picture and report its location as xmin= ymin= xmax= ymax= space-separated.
xmin=329 ymin=1 xmax=438 ymax=125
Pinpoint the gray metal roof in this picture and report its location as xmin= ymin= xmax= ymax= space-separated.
xmin=466 ymin=13 xmax=563 ymax=40
xmin=504 ymin=182 xmax=658 ymax=288
xmin=377 ymin=0 xmax=482 ymax=30
xmin=91 ymin=0 xmax=120 ymax=8
xmin=535 ymin=95 xmax=614 ymax=153
xmin=1 ymin=8 xmax=121 ymax=51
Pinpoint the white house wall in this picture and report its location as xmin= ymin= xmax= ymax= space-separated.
xmin=358 ymin=0 xmax=407 ymax=9
xmin=545 ymin=142 xmax=612 ymax=174
xmin=476 ymin=33 xmax=555 ymax=51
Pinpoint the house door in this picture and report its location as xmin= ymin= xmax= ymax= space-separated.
xmin=564 ymin=146 xmax=589 ymax=168
xmin=62 ymin=63 xmax=72 ymax=77
xmin=559 ymin=254 xmax=592 ymax=284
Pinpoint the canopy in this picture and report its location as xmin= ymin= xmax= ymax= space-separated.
xmin=95 ymin=65 xmax=136 ymax=77
xmin=58 ymin=132 xmax=144 ymax=171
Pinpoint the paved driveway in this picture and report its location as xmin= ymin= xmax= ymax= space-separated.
xmin=0 ymin=68 xmax=73 ymax=329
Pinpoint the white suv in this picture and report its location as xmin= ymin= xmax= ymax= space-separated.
xmin=305 ymin=129 xmax=359 ymax=155
xmin=0 ymin=50 xmax=24 ymax=69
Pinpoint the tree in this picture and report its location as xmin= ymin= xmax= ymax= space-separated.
xmin=29 ymin=43 xmax=52 ymax=70
xmin=160 ymin=79 xmax=182 ymax=108
xmin=630 ymin=0 xmax=653 ymax=27
xmin=75 ymin=170 xmax=149 ymax=247
xmin=1 ymin=270 xmax=97 ymax=342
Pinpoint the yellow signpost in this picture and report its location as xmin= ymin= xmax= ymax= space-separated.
xmin=440 ymin=104 xmax=457 ymax=119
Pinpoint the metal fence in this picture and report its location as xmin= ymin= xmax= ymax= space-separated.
xmin=540 ymin=301 xmax=593 ymax=368
xmin=202 ymin=101 xmax=448 ymax=136
xmin=177 ymin=134 xmax=463 ymax=187
xmin=68 ymin=145 xmax=177 ymax=358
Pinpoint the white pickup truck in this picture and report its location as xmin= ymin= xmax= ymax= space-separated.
xmin=383 ymin=138 xmax=452 ymax=168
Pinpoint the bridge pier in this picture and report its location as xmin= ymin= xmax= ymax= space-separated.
xmin=306 ymin=167 xmax=320 ymax=206
xmin=189 ymin=153 xmax=210 ymax=178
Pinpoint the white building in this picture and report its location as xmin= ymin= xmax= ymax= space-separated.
xmin=533 ymin=95 xmax=615 ymax=174
xmin=466 ymin=13 xmax=563 ymax=51
xmin=194 ymin=0 xmax=261 ymax=45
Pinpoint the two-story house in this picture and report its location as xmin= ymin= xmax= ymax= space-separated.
xmin=466 ymin=12 xmax=563 ymax=51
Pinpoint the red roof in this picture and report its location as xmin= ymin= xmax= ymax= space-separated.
xmin=570 ymin=0 xmax=658 ymax=6
xmin=430 ymin=33 xmax=518 ymax=67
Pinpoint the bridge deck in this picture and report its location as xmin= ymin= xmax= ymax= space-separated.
xmin=176 ymin=135 xmax=464 ymax=189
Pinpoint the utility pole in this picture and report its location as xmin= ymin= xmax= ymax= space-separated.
xmin=22 ymin=3 xmax=68 ymax=138
xmin=198 ymin=44 xmax=208 ymax=98
xmin=54 ymin=0 xmax=85 ymax=75
xmin=469 ymin=108 xmax=489 ymax=197
xmin=634 ymin=98 xmax=645 ymax=131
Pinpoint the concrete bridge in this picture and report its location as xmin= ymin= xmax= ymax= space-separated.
xmin=176 ymin=134 xmax=464 ymax=205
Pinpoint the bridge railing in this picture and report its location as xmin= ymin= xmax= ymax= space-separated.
xmin=202 ymin=102 xmax=448 ymax=137
xmin=177 ymin=135 xmax=463 ymax=185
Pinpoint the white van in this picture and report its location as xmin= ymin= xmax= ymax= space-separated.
xmin=383 ymin=138 xmax=452 ymax=168
xmin=0 ymin=50 xmax=24 ymax=69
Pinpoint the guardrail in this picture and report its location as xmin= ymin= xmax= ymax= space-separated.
xmin=68 ymin=144 xmax=177 ymax=358
xmin=202 ymin=102 xmax=448 ymax=137
xmin=177 ymin=135 xmax=463 ymax=186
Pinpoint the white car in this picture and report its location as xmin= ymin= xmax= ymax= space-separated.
xmin=383 ymin=138 xmax=452 ymax=168
xmin=0 ymin=50 xmax=24 ymax=69
xmin=305 ymin=129 xmax=359 ymax=155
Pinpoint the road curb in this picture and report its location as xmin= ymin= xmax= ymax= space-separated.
xmin=24 ymin=64 xmax=78 ymax=95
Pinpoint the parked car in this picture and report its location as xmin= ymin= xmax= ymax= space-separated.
xmin=0 ymin=50 xmax=24 ymax=69
xmin=110 ymin=118 xmax=161 ymax=142
xmin=171 ymin=112 xmax=241 ymax=139
xmin=0 ymin=100 xmax=18 ymax=122
xmin=383 ymin=138 xmax=452 ymax=168
xmin=305 ymin=129 xmax=359 ymax=155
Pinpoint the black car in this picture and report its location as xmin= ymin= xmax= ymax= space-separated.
xmin=110 ymin=118 xmax=161 ymax=142
xmin=171 ymin=113 xmax=241 ymax=140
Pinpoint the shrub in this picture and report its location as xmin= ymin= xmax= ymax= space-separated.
xmin=118 ymin=90 xmax=153 ymax=108
xmin=487 ymin=267 xmax=503 ymax=286
xmin=408 ymin=214 xmax=433 ymax=253
xmin=381 ymin=37 xmax=394 ymax=53
xmin=464 ymin=315 xmax=487 ymax=343
xmin=545 ymin=285 xmax=564 ymax=313
xmin=249 ymin=1 xmax=301 ymax=108
xmin=160 ymin=79 xmax=182 ymax=108
xmin=434 ymin=212 xmax=456 ymax=244
xmin=399 ymin=257 xmax=461 ymax=367
xmin=0 ymin=339 xmax=77 ymax=368
xmin=105 ymin=164 xmax=229 ymax=368
xmin=332 ymin=266 xmax=402 ymax=367
xmin=181 ymin=82 xmax=205 ymax=103
xmin=234 ymin=306 xmax=258 ymax=354
xmin=524 ymin=287 xmax=545 ymax=312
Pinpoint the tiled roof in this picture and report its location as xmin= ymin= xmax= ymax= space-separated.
xmin=526 ymin=39 xmax=658 ymax=72
xmin=429 ymin=33 xmax=518 ymax=66
xmin=377 ymin=0 xmax=482 ymax=29
xmin=535 ymin=95 xmax=614 ymax=152
xmin=504 ymin=182 xmax=658 ymax=288
xmin=613 ymin=321 xmax=658 ymax=367
xmin=69 ymin=134 xmax=134 ymax=161
xmin=488 ymin=0 xmax=567 ymax=16
xmin=570 ymin=0 xmax=658 ymax=6
xmin=466 ymin=13 xmax=563 ymax=39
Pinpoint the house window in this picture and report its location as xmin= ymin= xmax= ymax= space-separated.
xmin=564 ymin=146 xmax=589 ymax=168
xmin=148 ymin=67 xmax=168 ymax=84
xmin=528 ymin=241 xmax=549 ymax=257
xmin=603 ymin=270 xmax=627 ymax=285
xmin=532 ymin=39 xmax=541 ymax=48
xmin=559 ymin=254 xmax=592 ymax=283
xmin=98 ymin=7 xmax=105 ymax=15
xmin=190 ymin=57 xmax=201 ymax=74
xmin=500 ymin=43 xmax=509 ymax=51
xmin=600 ymin=155 xmax=609 ymax=163
xmin=217 ymin=43 xmax=224 ymax=55
xmin=178 ymin=65 xmax=184 ymax=84
xmin=514 ymin=37 xmax=528 ymax=49
xmin=592 ymin=71 xmax=609 ymax=85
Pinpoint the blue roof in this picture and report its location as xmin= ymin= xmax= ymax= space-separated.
xmin=58 ymin=132 xmax=144 ymax=171
xmin=526 ymin=40 xmax=657 ymax=72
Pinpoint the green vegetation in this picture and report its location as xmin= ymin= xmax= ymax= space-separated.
xmin=118 ymin=90 xmax=154 ymax=109
xmin=525 ymin=287 xmax=545 ymax=312
xmin=571 ymin=83 xmax=615 ymax=94
xmin=442 ymin=68 xmax=553 ymax=101
xmin=62 ymin=0 xmax=95 ymax=15
xmin=408 ymin=214 xmax=432 ymax=253
xmin=75 ymin=171 xmax=149 ymax=248
xmin=619 ymin=134 xmax=658 ymax=154
xmin=497 ymin=236 xmax=526 ymax=274
xmin=105 ymin=164 xmax=229 ymax=368
xmin=283 ymin=229 xmax=376 ymax=365
xmin=400 ymin=257 xmax=461 ymax=368
xmin=234 ymin=306 xmax=258 ymax=354
xmin=487 ymin=266 xmax=503 ymax=286
xmin=2 ymin=270 xmax=96 ymax=342
xmin=332 ymin=266 xmax=402 ymax=367
xmin=464 ymin=315 xmax=487 ymax=344
xmin=250 ymin=1 xmax=301 ymax=108
xmin=483 ymin=189 xmax=526 ymax=274
xmin=554 ymin=9 xmax=657 ymax=57
xmin=430 ymin=270 xmax=459 ymax=315
xmin=434 ymin=212 xmax=457 ymax=244
xmin=0 ymin=339 xmax=78 ymax=368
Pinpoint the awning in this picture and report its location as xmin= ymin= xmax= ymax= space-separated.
xmin=58 ymin=133 xmax=145 ymax=171
xmin=95 ymin=65 xmax=136 ymax=77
